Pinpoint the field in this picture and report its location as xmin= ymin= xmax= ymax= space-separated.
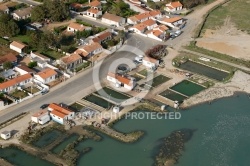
xmin=194 ymin=0 xmax=250 ymax=61
xmin=42 ymin=50 xmax=64 ymax=60
xmin=0 ymin=46 xmax=16 ymax=56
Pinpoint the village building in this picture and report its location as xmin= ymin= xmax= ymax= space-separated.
xmin=147 ymin=25 xmax=168 ymax=41
xmin=48 ymin=103 xmax=75 ymax=124
xmin=165 ymin=1 xmax=183 ymax=13
xmin=159 ymin=17 xmax=183 ymax=29
xmin=86 ymin=8 xmax=102 ymax=18
xmin=0 ymin=53 xmax=18 ymax=68
xmin=0 ymin=73 xmax=33 ymax=93
xmin=14 ymin=65 xmax=36 ymax=75
xmin=12 ymin=7 xmax=32 ymax=20
xmin=74 ymin=42 xmax=103 ymax=59
xmin=142 ymin=56 xmax=159 ymax=69
xmin=107 ymin=72 xmax=136 ymax=90
xmin=91 ymin=31 xmax=112 ymax=44
xmin=141 ymin=19 xmax=157 ymax=30
xmin=149 ymin=10 xmax=162 ymax=20
xmin=10 ymin=41 xmax=27 ymax=54
xmin=0 ymin=4 xmax=9 ymax=14
xmin=127 ymin=12 xmax=151 ymax=25
xmin=31 ymin=110 xmax=50 ymax=125
xmin=1 ymin=131 xmax=11 ymax=140
xmin=60 ymin=53 xmax=83 ymax=70
xmin=30 ymin=51 xmax=51 ymax=62
xmin=130 ymin=23 xmax=147 ymax=34
xmin=34 ymin=68 xmax=57 ymax=84
xmin=1 ymin=69 xmax=17 ymax=79
xmin=67 ymin=22 xmax=92 ymax=33
xmin=101 ymin=13 xmax=126 ymax=27
xmin=89 ymin=0 xmax=102 ymax=10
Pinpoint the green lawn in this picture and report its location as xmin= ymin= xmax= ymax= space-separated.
xmin=137 ymin=69 xmax=151 ymax=78
xmin=68 ymin=103 xmax=85 ymax=112
xmin=42 ymin=50 xmax=64 ymax=60
xmin=145 ymin=75 xmax=171 ymax=88
xmin=11 ymin=90 xmax=29 ymax=99
xmin=11 ymin=35 xmax=31 ymax=44
xmin=202 ymin=0 xmax=250 ymax=34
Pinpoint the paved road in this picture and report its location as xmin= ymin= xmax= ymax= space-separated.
xmin=0 ymin=34 xmax=153 ymax=123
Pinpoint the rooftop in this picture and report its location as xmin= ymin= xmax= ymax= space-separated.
xmin=102 ymin=13 xmax=124 ymax=22
xmin=61 ymin=53 xmax=82 ymax=64
xmin=0 ymin=73 xmax=32 ymax=90
xmin=162 ymin=17 xmax=182 ymax=23
xmin=10 ymin=41 xmax=26 ymax=49
xmin=32 ymin=110 xmax=48 ymax=118
xmin=36 ymin=68 xmax=57 ymax=79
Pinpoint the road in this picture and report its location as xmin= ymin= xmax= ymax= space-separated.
xmin=0 ymin=33 xmax=155 ymax=123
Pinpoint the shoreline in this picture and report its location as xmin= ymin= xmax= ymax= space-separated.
xmin=181 ymin=70 xmax=250 ymax=109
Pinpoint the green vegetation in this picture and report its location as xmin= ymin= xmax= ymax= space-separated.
xmin=137 ymin=69 xmax=152 ymax=77
xmin=202 ymin=0 xmax=250 ymax=34
xmin=83 ymin=94 xmax=114 ymax=109
xmin=28 ymin=61 xmax=37 ymax=68
xmin=3 ymin=61 xmax=13 ymax=70
xmin=145 ymin=75 xmax=171 ymax=88
xmin=11 ymin=35 xmax=31 ymax=44
xmin=75 ymin=61 xmax=90 ymax=72
xmin=41 ymin=49 xmax=64 ymax=60
xmin=103 ymin=0 xmax=138 ymax=18
xmin=31 ymin=0 xmax=70 ymax=22
xmin=0 ymin=38 xmax=9 ymax=45
xmin=0 ymin=14 xmax=20 ymax=37
xmin=0 ymin=77 xmax=5 ymax=83
xmin=11 ymin=90 xmax=29 ymax=99
xmin=185 ymin=42 xmax=250 ymax=68
xmin=54 ymin=25 xmax=67 ymax=34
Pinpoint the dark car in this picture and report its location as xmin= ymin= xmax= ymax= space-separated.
xmin=40 ymin=104 xmax=49 ymax=109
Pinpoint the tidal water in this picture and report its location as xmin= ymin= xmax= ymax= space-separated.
xmin=1 ymin=93 xmax=250 ymax=166
xmin=77 ymin=93 xmax=250 ymax=166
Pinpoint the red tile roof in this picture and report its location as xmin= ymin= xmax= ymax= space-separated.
xmin=32 ymin=110 xmax=48 ymax=118
xmin=36 ymin=68 xmax=57 ymax=79
xmin=10 ymin=41 xmax=26 ymax=49
xmin=49 ymin=103 xmax=73 ymax=118
xmin=61 ymin=54 xmax=82 ymax=64
xmin=68 ymin=22 xmax=88 ymax=31
xmin=92 ymin=31 xmax=112 ymax=43
xmin=168 ymin=1 xmax=183 ymax=8
xmin=102 ymin=13 xmax=124 ymax=22
xmin=87 ymin=8 xmax=99 ymax=14
xmin=89 ymin=0 xmax=101 ymax=7
xmin=163 ymin=17 xmax=182 ymax=23
xmin=133 ymin=23 xmax=147 ymax=31
xmin=149 ymin=10 xmax=161 ymax=17
xmin=0 ymin=53 xmax=17 ymax=64
xmin=141 ymin=19 xmax=156 ymax=26
xmin=0 ymin=73 xmax=32 ymax=90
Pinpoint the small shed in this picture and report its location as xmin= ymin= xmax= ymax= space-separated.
xmin=113 ymin=106 xmax=120 ymax=113
xmin=1 ymin=131 xmax=11 ymax=140
xmin=31 ymin=110 xmax=50 ymax=125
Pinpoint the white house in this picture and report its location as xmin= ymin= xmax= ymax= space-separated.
xmin=31 ymin=110 xmax=50 ymax=125
xmin=89 ymin=0 xmax=102 ymax=10
xmin=67 ymin=22 xmax=91 ymax=33
xmin=10 ymin=41 xmax=27 ymax=54
xmin=165 ymin=1 xmax=183 ymax=13
xmin=30 ymin=51 xmax=51 ymax=62
xmin=1 ymin=131 xmax=11 ymax=140
xmin=12 ymin=7 xmax=32 ymax=20
xmin=127 ymin=12 xmax=151 ymax=25
xmin=34 ymin=68 xmax=57 ymax=84
xmin=141 ymin=19 xmax=157 ymax=30
xmin=149 ymin=10 xmax=162 ymax=20
xmin=107 ymin=72 xmax=136 ymax=90
xmin=0 ymin=4 xmax=10 ymax=14
xmin=74 ymin=42 xmax=103 ymax=58
xmin=147 ymin=25 xmax=168 ymax=41
xmin=102 ymin=13 xmax=126 ymax=27
xmin=142 ymin=56 xmax=159 ymax=69
xmin=61 ymin=53 xmax=83 ymax=69
xmin=15 ymin=65 xmax=36 ymax=75
xmin=86 ymin=8 xmax=102 ymax=18
xmin=130 ymin=23 xmax=147 ymax=34
xmin=0 ymin=73 xmax=33 ymax=93
xmin=159 ymin=17 xmax=183 ymax=29
xmin=48 ymin=103 xmax=75 ymax=124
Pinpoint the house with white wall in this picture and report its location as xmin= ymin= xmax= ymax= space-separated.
xmin=141 ymin=19 xmax=157 ymax=30
xmin=147 ymin=25 xmax=168 ymax=41
xmin=14 ymin=65 xmax=36 ymax=75
xmin=60 ymin=53 xmax=83 ymax=69
xmin=12 ymin=7 xmax=32 ymax=20
xmin=127 ymin=12 xmax=151 ymax=25
xmin=0 ymin=73 xmax=33 ymax=93
xmin=89 ymin=0 xmax=102 ymax=10
xmin=142 ymin=56 xmax=159 ymax=69
xmin=130 ymin=23 xmax=147 ymax=34
xmin=149 ymin=10 xmax=162 ymax=20
xmin=159 ymin=17 xmax=183 ymax=29
xmin=86 ymin=8 xmax=102 ymax=18
xmin=31 ymin=110 xmax=50 ymax=125
xmin=10 ymin=41 xmax=27 ymax=54
xmin=30 ymin=51 xmax=51 ymax=62
xmin=102 ymin=13 xmax=126 ymax=27
xmin=67 ymin=22 xmax=91 ymax=33
xmin=107 ymin=72 xmax=136 ymax=90
xmin=165 ymin=1 xmax=183 ymax=13
xmin=74 ymin=42 xmax=103 ymax=59
xmin=48 ymin=103 xmax=75 ymax=124
xmin=34 ymin=68 xmax=57 ymax=84
xmin=0 ymin=4 xmax=10 ymax=14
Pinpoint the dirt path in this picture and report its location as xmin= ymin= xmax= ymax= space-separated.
xmin=42 ymin=19 xmax=76 ymax=31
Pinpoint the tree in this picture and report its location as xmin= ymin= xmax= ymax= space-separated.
xmin=28 ymin=61 xmax=37 ymax=68
xmin=0 ymin=14 xmax=20 ymax=37
xmin=44 ymin=0 xmax=70 ymax=21
xmin=31 ymin=6 xmax=46 ymax=22
xmin=3 ymin=61 xmax=13 ymax=70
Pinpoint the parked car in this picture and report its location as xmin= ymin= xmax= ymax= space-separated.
xmin=40 ymin=104 xmax=49 ymax=109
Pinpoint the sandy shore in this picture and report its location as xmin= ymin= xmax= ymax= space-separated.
xmin=182 ymin=70 xmax=250 ymax=108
